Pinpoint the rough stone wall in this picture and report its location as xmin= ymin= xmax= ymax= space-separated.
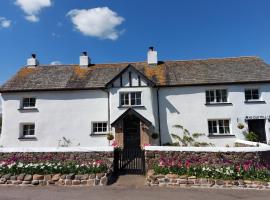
xmin=0 ymin=173 xmax=110 ymax=186
xmin=145 ymin=150 xmax=270 ymax=170
xmin=146 ymin=172 xmax=270 ymax=189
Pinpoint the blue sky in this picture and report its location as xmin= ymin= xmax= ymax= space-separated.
xmin=0 ymin=0 xmax=270 ymax=85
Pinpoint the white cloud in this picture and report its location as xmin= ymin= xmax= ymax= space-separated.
xmin=0 ymin=17 xmax=11 ymax=28
xmin=67 ymin=7 xmax=125 ymax=40
xmin=50 ymin=61 xmax=61 ymax=65
xmin=15 ymin=0 xmax=52 ymax=22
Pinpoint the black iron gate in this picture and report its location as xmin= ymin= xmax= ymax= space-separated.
xmin=114 ymin=148 xmax=145 ymax=175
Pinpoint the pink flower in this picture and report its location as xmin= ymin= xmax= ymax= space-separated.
xmin=185 ymin=160 xmax=191 ymax=168
xmin=111 ymin=140 xmax=119 ymax=148
xmin=143 ymin=144 xmax=150 ymax=147
xmin=243 ymin=164 xmax=250 ymax=171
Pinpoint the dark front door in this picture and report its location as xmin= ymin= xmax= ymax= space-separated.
xmin=123 ymin=115 xmax=140 ymax=149
xmin=113 ymin=115 xmax=145 ymax=175
xmin=248 ymin=119 xmax=266 ymax=143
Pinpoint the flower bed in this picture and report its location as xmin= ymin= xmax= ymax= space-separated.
xmin=0 ymin=151 xmax=113 ymax=186
xmin=0 ymin=160 xmax=107 ymax=175
xmin=154 ymin=158 xmax=270 ymax=182
xmin=145 ymin=147 xmax=270 ymax=189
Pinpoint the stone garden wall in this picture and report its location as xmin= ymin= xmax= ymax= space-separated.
xmin=144 ymin=146 xmax=270 ymax=189
xmin=0 ymin=173 xmax=109 ymax=186
xmin=0 ymin=147 xmax=114 ymax=186
xmin=145 ymin=147 xmax=270 ymax=170
xmin=146 ymin=172 xmax=270 ymax=189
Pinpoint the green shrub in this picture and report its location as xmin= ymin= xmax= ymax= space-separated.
xmin=245 ymin=132 xmax=258 ymax=142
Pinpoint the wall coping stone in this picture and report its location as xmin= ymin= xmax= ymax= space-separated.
xmin=145 ymin=145 xmax=270 ymax=152
xmin=0 ymin=146 xmax=114 ymax=153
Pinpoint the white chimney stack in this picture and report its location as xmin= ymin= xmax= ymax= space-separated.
xmin=79 ymin=51 xmax=91 ymax=67
xmin=27 ymin=54 xmax=39 ymax=66
xmin=147 ymin=47 xmax=158 ymax=65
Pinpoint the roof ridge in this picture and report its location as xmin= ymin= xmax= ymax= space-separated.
xmin=162 ymin=56 xmax=261 ymax=63
xmin=22 ymin=56 xmax=261 ymax=68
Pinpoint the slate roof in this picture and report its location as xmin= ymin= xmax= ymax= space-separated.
xmin=1 ymin=56 xmax=270 ymax=92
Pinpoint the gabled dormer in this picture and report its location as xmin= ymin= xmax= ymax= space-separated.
xmin=105 ymin=64 xmax=155 ymax=88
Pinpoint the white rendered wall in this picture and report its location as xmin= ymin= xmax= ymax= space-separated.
xmin=0 ymin=90 xmax=109 ymax=147
xmin=109 ymin=68 xmax=159 ymax=135
xmin=159 ymin=84 xmax=270 ymax=146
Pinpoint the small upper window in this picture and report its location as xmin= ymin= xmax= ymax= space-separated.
xmin=245 ymin=89 xmax=259 ymax=101
xmin=22 ymin=124 xmax=35 ymax=137
xmin=120 ymin=92 xmax=142 ymax=106
xmin=208 ymin=119 xmax=230 ymax=135
xmin=92 ymin=122 xmax=107 ymax=134
xmin=206 ymin=89 xmax=227 ymax=104
xmin=22 ymin=97 xmax=36 ymax=108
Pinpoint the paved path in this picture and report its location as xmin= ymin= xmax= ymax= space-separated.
xmin=0 ymin=184 xmax=269 ymax=200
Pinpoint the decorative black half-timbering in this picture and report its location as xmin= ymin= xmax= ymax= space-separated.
xmin=105 ymin=64 xmax=155 ymax=88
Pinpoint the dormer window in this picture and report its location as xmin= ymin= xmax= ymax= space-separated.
xmin=120 ymin=92 xmax=142 ymax=107
xmin=22 ymin=97 xmax=36 ymax=108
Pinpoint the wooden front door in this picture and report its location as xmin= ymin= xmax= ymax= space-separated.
xmin=248 ymin=119 xmax=266 ymax=143
xmin=123 ymin=115 xmax=140 ymax=149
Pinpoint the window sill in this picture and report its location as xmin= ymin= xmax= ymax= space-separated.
xmin=208 ymin=134 xmax=236 ymax=138
xmin=118 ymin=105 xmax=145 ymax=109
xmin=90 ymin=133 xmax=107 ymax=137
xmin=205 ymin=103 xmax=232 ymax=106
xmin=18 ymin=137 xmax=37 ymax=141
xmin=244 ymin=100 xmax=266 ymax=104
xmin=18 ymin=108 xmax=39 ymax=112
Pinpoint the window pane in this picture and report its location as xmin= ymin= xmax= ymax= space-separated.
xmin=216 ymin=90 xmax=221 ymax=102
xmin=131 ymin=98 xmax=136 ymax=105
xmin=225 ymin=127 xmax=230 ymax=134
xmin=210 ymin=91 xmax=215 ymax=102
xmin=221 ymin=90 xmax=227 ymax=102
xmin=252 ymin=90 xmax=259 ymax=99
xmin=245 ymin=90 xmax=251 ymax=100
xmin=208 ymin=121 xmax=213 ymax=134
xmin=206 ymin=91 xmax=210 ymax=103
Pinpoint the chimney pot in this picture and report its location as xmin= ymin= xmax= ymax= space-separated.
xmin=27 ymin=53 xmax=39 ymax=66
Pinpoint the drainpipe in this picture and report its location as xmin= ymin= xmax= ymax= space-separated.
xmin=103 ymin=89 xmax=111 ymax=131
xmin=156 ymin=88 xmax=162 ymax=145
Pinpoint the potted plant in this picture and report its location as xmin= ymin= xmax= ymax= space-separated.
xmin=107 ymin=133 xmax=114 ymax=145
xmin=151 ymin=133 xmax=159 ymax=140
xmin=237 ymin=123 xmax=245 ymax=129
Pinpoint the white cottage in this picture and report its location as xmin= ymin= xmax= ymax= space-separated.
xmin=1 ymin=48 xmax=270 ymax=148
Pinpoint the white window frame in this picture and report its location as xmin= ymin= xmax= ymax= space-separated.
xmin=244 ymin=88 xmax=260 ymax=101
xmin=92 ymin=122 xmax=108 ymax=135
xmin=208 ymin=119 xmax=231 ymax=135
xmin=206 ymin=89 xmax=228 ymax=104
xmin=21 ymin=123 xmax=35 ymax=138
xmin=21 ymin=97 xmax=36 ymax=109
xmin=119 ymin=92 xmax=142 ymax=107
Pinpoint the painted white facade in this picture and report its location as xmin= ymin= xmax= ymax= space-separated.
xmin=1 ymin=67 xmax=270 ymax=147
xmin=0 ymin=90 xmax=109 ymax=147
xmin=159 ymin=83 xmax=270 ymax=146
